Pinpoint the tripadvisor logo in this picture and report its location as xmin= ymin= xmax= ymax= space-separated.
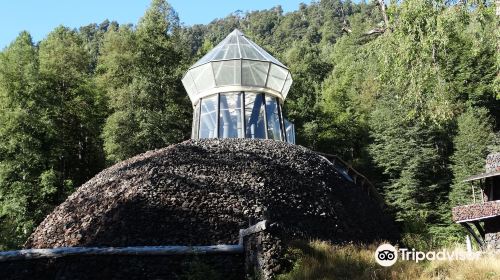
xmin=375 ymin=243 xmax=398 ymax=267
xmin=374 ymin=243 xmax=481 ymax=266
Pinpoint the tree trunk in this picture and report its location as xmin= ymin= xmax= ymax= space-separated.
xmin=378 ymin=0 xmax=389 ymax=30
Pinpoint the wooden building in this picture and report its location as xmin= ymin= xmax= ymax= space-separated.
xmin=452 ymin=152 xmax=500 ymax=250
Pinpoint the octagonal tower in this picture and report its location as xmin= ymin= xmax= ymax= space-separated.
xmin=182 ymin=29 xmax=295 ymax=143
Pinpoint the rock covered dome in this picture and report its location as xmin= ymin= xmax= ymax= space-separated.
xmin=27 ymin=139 xmax=396 ymax=249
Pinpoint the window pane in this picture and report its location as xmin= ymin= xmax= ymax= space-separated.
xmin=213 ymin=60 xmax=241 ymax=86
xmin=219 ymin=93 xmax=243 ymax=138
xmin=199 ymin=95 xmax=218 ymax=138
xmin=192 ymin=103 xmax=200 ymax=139
xmin=246 ymin=39 xmax=286 ymax=68
xmin=266 ymin=64 xmax=288 ymax=92
xmin=239 ymin=36 xmax=265 ymax=60
xmin=245 ymin=93 xmax=266 ymax=139
xmin=285 ymin=119 xmax=295 ymax=144
xmin=190 ymin=63 xmax=215 ymax=93
xmin=282 ymin=74 xmax=293 ymax=99
xmin=181 ymin=73 xmax=198 ymax=101
xmin=265 ymin=96 xmax=282 ymax=140
xmin=242 ymin=61 xmax=268 ymax=87
xmin=213 ymin=44 xmax=239 ymax=60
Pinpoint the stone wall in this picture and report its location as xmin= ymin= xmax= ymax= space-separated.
xmin=0 ymin=253 xmax=244 ymax=280
xmin=485 ymin=232 xmax=500 ymax=251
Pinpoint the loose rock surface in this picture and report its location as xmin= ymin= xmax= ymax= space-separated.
xmin=25 ymin=139 xmax=397 ymax=276
xmin=452 ymin=201 xmax=500 ymax=222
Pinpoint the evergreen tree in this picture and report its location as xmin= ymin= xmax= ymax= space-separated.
xmin=449 ymin=108 xmax=494 ymax=207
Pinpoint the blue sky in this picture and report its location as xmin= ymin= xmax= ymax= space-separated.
xmin=1 ymin=0 xmax=312 ymax=50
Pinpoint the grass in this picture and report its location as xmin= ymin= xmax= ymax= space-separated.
xmin=277 ymin=241 xmax=500 ymax=280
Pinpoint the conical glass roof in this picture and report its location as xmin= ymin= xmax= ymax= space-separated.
xmin=182 ymin=29 xmax=293 ymax=105
xmin=191 ymin=29 xmax=287 ymax=69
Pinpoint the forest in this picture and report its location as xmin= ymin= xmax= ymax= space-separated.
xmin=0 ymin=0 xmax=498 ymax=250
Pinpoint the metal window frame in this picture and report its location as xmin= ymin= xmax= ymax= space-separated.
xmin=195 ymin=91 xmax=292 ymax=142
xmin=276 ymin=97 xmax=286 ymax=142
xmin=279 ymin=99 xmax=290 ymax=143
xmin=216 ymin=93 xmax=220 ymax=138
xmin=262 ymin=93 xmax=269 ymax=139
xmin=241 ymin=91 xmax=246 ymax=138
xmin=193 ymin=101 xmax=202 ymax=139
xmin=264 ymin=62 xmax=271 ymax=88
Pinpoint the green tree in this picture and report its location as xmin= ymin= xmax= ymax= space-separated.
xmin=0 ymin=32 xmax=46 ymax=249
xmin=99 ymin=0 xmax=191 ymax=163
xmin=369 ymin=98 xmax=450 ymax=221
xmin=282 ymin=39 xmax=332 ymax=149
xmin=39 ymin=26 xmax=106 ymax=190
xmin=0 ymin=27 xmax=106 ymax=249
xmin=317 ymin=9 xmax=382 ymax=162
xmin=449 ymin=108 xmax=493 ymax=207
xmin=364 ymin=0 xmax=497 ymax=243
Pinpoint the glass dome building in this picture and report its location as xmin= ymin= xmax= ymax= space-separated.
xmin=182 ymin=29 xmax=295 ymax=144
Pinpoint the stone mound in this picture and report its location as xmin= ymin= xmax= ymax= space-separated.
xmin=26 ymin=139 xmax=397 ymax=248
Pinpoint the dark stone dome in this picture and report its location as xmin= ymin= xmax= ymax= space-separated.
xmin=26 ymin=139 xmax=397 ymax=249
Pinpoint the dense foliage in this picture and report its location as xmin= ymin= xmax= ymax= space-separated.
xmin=0 ymin=0 xmax=498 ymax=249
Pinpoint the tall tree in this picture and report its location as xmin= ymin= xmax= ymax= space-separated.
xmin=449 ymin=108 xmax=494 ymax=207
xmin=0 ymin=27 xmax=106 ymax=249
xmin=100 ymin=0 xmax=191 ymax=163
xmin=0 ymin=32 xmax=46 ymax=249
xmin=39 ymin=26 xmax=106 ymax=190
xmin=365 ymin=1 xmax=497 ymax=244
xmin=282 ymin=39 xmax=332 ymax=150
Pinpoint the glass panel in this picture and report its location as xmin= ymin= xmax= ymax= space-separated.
xmin=191 ymin=36 xmax=227 ymax=68
xmin=247 ymin=39 xmax=286 ymax=68
xmin=199 ymin=95 xmax=218 ymax=138
xmin=282 ymin=74 xmax=293 ymax=99
xmin=189 ymin=63 xmax=215 ymax=93
xmin=191 ymin=47 xmax=218 ymax=68
xmin=213 ymin=44 xmax=239 ymax=60
xmin=265 ymin=96 xmax=282 ymax=140
xmin=228 ymin=33 xmax=238 ymax=44
xmin=267 ymin=64 xmax=288 ymax=92
xmin=213 ymin=60 xmax=241 ymax=86
xmin=190 ymin=29 xmax=287 ymax=68
xmin=240 ymin=45 xmax=263 ymax=60
xmin=181 ymin=73 xmax=197 ymax=99
xmin=219 ymin=93 xmax=243 ymax=138
xmin=192 ymin=103 xmax=200 ymax=139
xmin=245 ymin=93 xmax=266 ymax=139
xmin=239 ymin=36 xmax=265 ymax=60
xmin=242 ymin=61 xmax=268 ymax=87
xmin=285 ymin=119 xmax=295 ymax=144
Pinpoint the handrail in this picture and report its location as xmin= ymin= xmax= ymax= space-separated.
xmin=0 ymin=245 xmax=244 ymax=262
xmin=314 ymin=151 xmax=385 ymax=208
xmin=0 ymin=220 xmax=269 ymax=262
